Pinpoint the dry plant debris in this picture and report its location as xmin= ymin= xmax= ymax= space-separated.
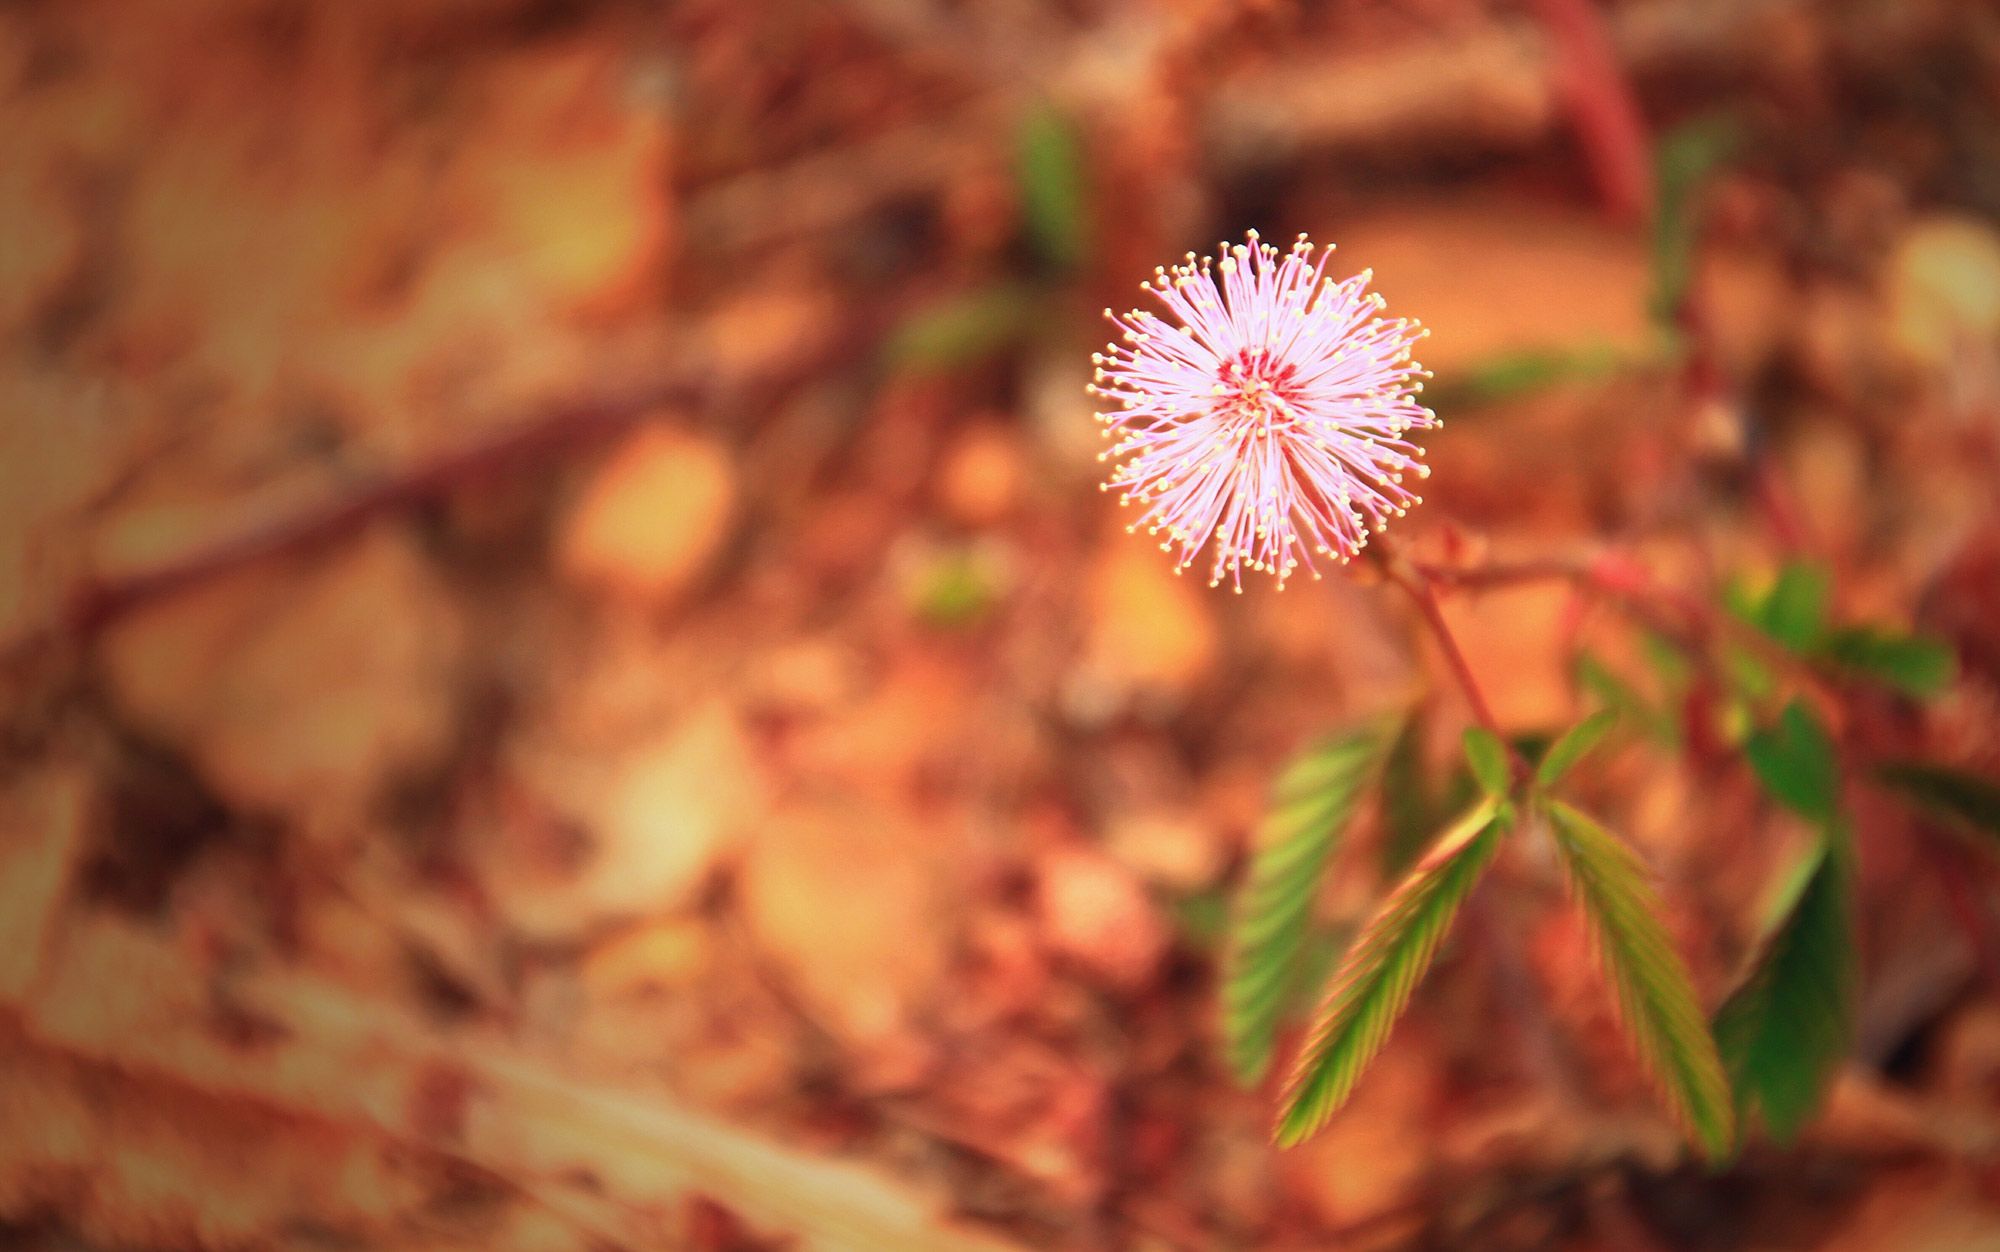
xmin=3 ymin=0 xmax=2000 ymax=1249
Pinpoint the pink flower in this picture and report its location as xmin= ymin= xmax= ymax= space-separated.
xmin=1089 ymin=231 xmax=1437 ymax=591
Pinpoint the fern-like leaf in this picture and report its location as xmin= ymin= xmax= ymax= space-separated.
xmin=1274 ymin=799 xmax=1503 ymax=1146
xmin=1712 ymin=831 xmax=1857 ymax=1142
xmin=1536 ymin=708 xmax=1620 ymax=789
xmin=1223 ymin=721 xmax=1395 ymax=1083
xmin=1547 ymin=801 xmax=1736 ymax=1159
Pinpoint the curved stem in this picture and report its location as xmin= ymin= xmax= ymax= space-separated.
xmin=1527 ymin=0 xmax=1654 ymax=225
xmin=1375 ymin=543 xmax=1520 ymax=774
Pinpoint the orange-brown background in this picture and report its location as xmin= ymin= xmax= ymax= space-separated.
xmin=3 ymin=1 xmax=1999 ymax=1248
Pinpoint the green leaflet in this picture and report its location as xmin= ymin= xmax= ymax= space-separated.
xmin=1536 ymin=709 xmax=1620 ymax=789
xmin=907 ymin=544 xmax=1005 ymax=627
xmin=1744 ymin=699 xmax=1839 ymax=824
xmin=1758 ymin=561 xmax=1832 ymax=652
xmin=1547 ymin=801 xmax=1736 ymax=1160
xmin=1723 ymin=559 xmax=1956 ymax=701
xmin=1712 ymin=831 xmax=1857 ymax=1143
xmin=1651 ymin=113 xmax=1741 ymax=328
xmin=1015 ymin=101 xmax=1088 ymax=273
xmin=1721 ymin=699 xmax=1860 ymax=1142
xmin=1275 ymin=799 xmax=1504 ymax=1147
xmin=1576 ymin=650 xmax=1677 ymax=747
xmin=1222 ymin=721 xmax=1396 ymax=1083
xmin=1422 ymin=342 xmax=1624 ymax=411
xmin=1876 ymin=760 xmax=2000 ymax=841
xmin=1379 ymin=714 xmax=1436 ymax=879
xmin=884 ymin=284 xmax=1037 ymax=371
xmin=1820 ymin=626 xmax=1956 ymax=699
xmin=1168 ymin=888 xmax=1231 ymax=949
xmin=1463 ymin=727 xmax=1511 ymax=798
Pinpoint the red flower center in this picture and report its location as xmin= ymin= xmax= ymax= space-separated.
xmin=1218 ymin=349 xmax=1301 ymax=436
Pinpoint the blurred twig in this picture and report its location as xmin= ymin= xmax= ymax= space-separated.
xmin=0 ymin=300 xmax=897 ymax=685
xmin=1206 ymin=0 xmax=1806 ymax=161
xmin=10 ymin=912 xmax=1022 ymax=1252
xmin=683 ymin=100 xmax=1014 ymax=251
xmin=1528 ymin=0 xmax=1654 ymax=225
xmin=689 ymin=0 xmax=1834 ymax=257
xmin=0 ymin=385 xmax=693 ymax=681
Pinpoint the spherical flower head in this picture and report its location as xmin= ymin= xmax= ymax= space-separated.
xmin=1088 ymin=231 xmax=1437 ymax=591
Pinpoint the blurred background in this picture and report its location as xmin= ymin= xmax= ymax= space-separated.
xmin=3 ymin=0 xmax=2000 ymax=1248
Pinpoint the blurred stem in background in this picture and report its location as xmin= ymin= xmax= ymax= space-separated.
xmin=1528 ymin=0 xmax=1655 ymax=225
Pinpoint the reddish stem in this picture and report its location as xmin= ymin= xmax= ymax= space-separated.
xmin=1413 ymin=555 xmax=1591 ymax=592
xmin=1380 ymin=551 xmax=1516 ymax=766
xmin=75 ymin=388 xmax=688 ymax=634
xmin=1528 ymin=0 xmax=1655 ymax=225
xmin=0 ymin=296 xmax=908 ymax=683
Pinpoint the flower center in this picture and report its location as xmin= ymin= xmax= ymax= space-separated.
xmin=1217 ymin=349 xmax=1299 ymax=437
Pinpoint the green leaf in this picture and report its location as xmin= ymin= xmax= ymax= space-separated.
xmin=1577 ymin=651 xmax=1677 ymax=746
xmin=1651 ymin=114 xmax=1741 ymax=327
xmin=1379 ymin=714 xmax=1435 ymax=879
xmin=1015 ymin=102 xmax=1087 ymax=272
xmin=906 ymin=545 xmax=1004 ymax=628
xmin=1547 ymin=801 xmax=1736 ymax=1160
xmin=1463 ymin=728 xmax=1511 ymax=798
xmin=1641 ymin=630 xmax=1694 ymax=693
xmin=1168 ymin=889 xmax=1231 ymax=949
xmin=1223 ymin=722 xmax=1395 ymax=1083
xmin=1819 ymin=626 xmax=1956 ymax=699
xmin=1275 ymin=800 xmax=1504 ymax=1146
xmin=1721 ymin=692 xmax=1857 ymax=1142
xmin=1713 ymin=832 xmax=1857 ymax=1142
xmin=1721 ymin=573 xmax=1762 ymax=630
xmin=1875 ymin=761 xmax=2000 ymax=840
xmin=1744 ymin=699 xmax=1839 ymax=823
xmin=1756 ymin=841 xmax=1830 ymax=937
xmin=884 ymin=284 xmax=1037 ymax=371
xmin=1425 ymin=342 xmax=1624 ymax=410
xmin=1723 ymin=644 xmax=1777 ymax=703
xmin=1759 ymin=561 xmax=1831 ymax=652
xmin=1536 ymin=709 xmax=1620 ymax=789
